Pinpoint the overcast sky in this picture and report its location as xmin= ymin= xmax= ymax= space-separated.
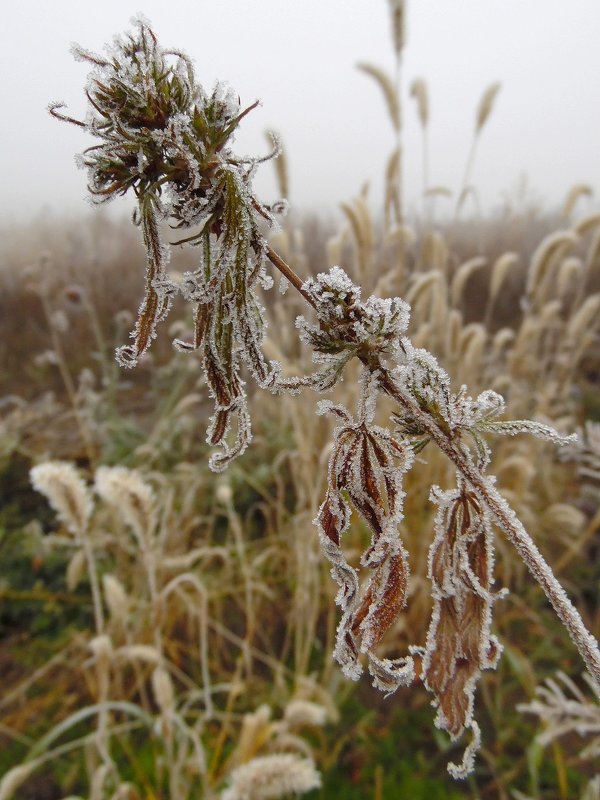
xmin=2 ymin=0 xmax=599 ymax=223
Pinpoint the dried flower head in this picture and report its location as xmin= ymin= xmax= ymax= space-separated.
xmin=52 ymin=17 xmax=286 ymax=472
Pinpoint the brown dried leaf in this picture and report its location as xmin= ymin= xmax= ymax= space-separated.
xmin=352 ymin=548 xmax=408 ymax=650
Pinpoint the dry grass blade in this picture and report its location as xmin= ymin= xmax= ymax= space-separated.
xmin=388 ymin=0 xmax=406 ymax=56
xmin=450 ymin=257 xmax=487 ymax=307
xmin=357 ymin=62 xmax=400 ymax=131
xmin=456 ymin=186 xmax=478 ymax=216
xmin=573 ymin=211 xmax=600 ymax=236
xmin=265 ymin=129 xmax=289 ymax=200
xmin=385 ymin=148 xmax=401 ymax=228
xmin=526 ymin=230 xmax=578 ymax=300
xmin=476 ymin=82 xmax=501 ymax=132
xmin=410 ymin=77 xmax=429 ymax=128
xmin=562 ymin=183 xmax=593 ymax=220
xmin=425 ymin=186 xmax=452 ymax=198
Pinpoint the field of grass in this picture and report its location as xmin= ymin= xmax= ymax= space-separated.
xmin=1 ymin=5 xmax=600 ymax=800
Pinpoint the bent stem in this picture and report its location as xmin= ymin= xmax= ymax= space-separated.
xmin=374 ymin=363 xmax=600 ymax=692
xmin=265 ymin=245 xmax=600 ymax=693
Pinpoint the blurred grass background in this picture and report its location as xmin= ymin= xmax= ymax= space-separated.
xmin=0 ymin=199 xmax=599 ymax=798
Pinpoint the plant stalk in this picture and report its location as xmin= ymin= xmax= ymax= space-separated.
xmin=264 ymin=242 xmax=600 ymax=693
xmin=374 ymin=363 xmax=600 ymax=692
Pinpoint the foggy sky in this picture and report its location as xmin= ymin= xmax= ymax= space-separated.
xmin=2 ymin=0 xmax=599 ymax=223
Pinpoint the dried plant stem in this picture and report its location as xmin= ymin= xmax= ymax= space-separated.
xmin=225 ymin=496 xmax=256 ymax=679
xmin=78 ymin=530 xmax=112 ymax=771
xmin=266 ymin=245 xmax=316 ymax=307
xmin=82 ymin=293 xmax=119 ymax=409
xmin=394 ymin=51 xmax=403 ymax=227
xmin=80 ymin=533 xmax=105 ymax=635
xmin=374 ymin=364 xmax=600 ymax=692
xmin=39 ymin=292 xmax=97 ymax=464
xmin=421 ymin=126 xmax=430 ymax=221
xmin=265 ymin=245 xmax=600 ymax=693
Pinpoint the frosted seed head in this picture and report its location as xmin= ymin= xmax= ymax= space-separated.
xmin=151 ymin=666 xmax=175 ymax=713
xmin=30 ymin=461 xmax=93 ymax=535
xmin=283 ymin=699 xmax=329 ymax=728
xmin=89 ymin=634 xmax=113 ymax=663
xmin=94 ymin=466 xmax=154 ymax=541
xmin=102 ymin=574 xmax=130 ymax=619
xmin=221 ymin=754 xmax=321 ymax=800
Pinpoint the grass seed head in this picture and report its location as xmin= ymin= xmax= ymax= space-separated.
xmin=30 ymin=461 xmax=93 ymax=535
xmin=221 ymin=753 xmax=321 ymax=800
xmin=475 ymin=82 xmax=501 ymax=133
xmin=410 ymin=77 xmax=429 ymax=128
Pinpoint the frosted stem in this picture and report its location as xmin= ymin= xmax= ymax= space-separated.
xmin=264 ymin=246 xmax=600 ymax=691
xmin=374 ymin=363 xmax=600 ymax=692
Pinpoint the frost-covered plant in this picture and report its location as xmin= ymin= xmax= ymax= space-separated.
xmin=518 ymin=671 xmax=600 ymax=798
xmin=561 ymin=420 xmax=600 ymax=500
xmin=53 ymin=17 xmax=600 ymax=778
xmin=518 ymin=671 xmax=600 ymax=758
xmin=51 ymin=17 xmax=284 ymax=471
